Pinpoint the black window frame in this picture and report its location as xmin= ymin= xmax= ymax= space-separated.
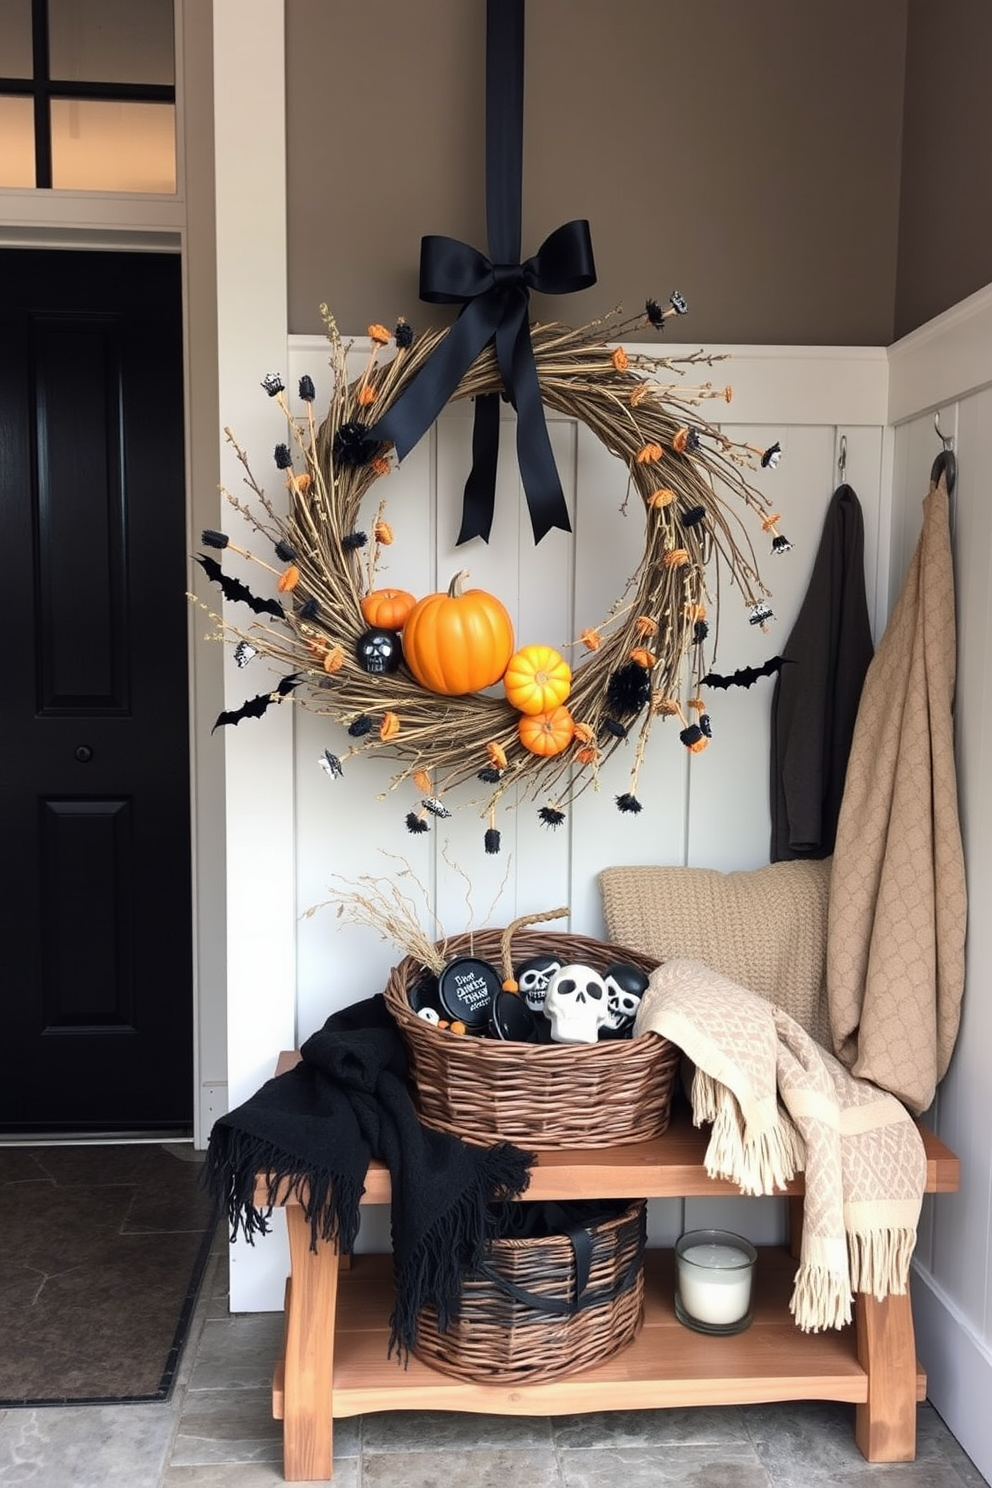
xmin=0 ymin=0 xmax=176 ymax=190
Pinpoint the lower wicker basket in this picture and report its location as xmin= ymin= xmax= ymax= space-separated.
xmin=383 ymin=925 xmax=681 ymax=1149
xmin=414 ymin=1198 xmax=647 ymax=1385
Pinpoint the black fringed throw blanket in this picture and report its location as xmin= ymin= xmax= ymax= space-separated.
xmin=205 ymin=995 xmax=534 ymax=1357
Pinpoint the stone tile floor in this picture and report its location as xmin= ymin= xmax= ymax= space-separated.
xmin=0 ymin=1239 xmax=986 ymax=1488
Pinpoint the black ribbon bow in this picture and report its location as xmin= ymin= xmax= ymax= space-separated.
xmin=366 ymin=0 xmax=596 ymax=545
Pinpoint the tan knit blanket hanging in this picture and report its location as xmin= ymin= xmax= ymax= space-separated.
xmin=635 ymin=958 xmax=927 ymax=1333
xmin=827 ymin=474 xmax=966 ymax=1115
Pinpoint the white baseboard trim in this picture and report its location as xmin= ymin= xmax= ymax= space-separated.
xmin=912 ymin=1262 xmax=992 ymax=1483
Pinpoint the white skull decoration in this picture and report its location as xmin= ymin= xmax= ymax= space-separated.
xmin=514 ymin=955 xmax=562 ymax=1015
xmin=544 ymin=962 xmax=611 ymax=1044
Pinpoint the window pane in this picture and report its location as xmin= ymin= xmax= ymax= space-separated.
xmin=51 ymin=99 xmax=176 ymax=192
xmin=48 ymin=0 xmax=174 ymax=85
xmin=0 ymin=0 xmax=34 ymax=77
xmin=0 ymin=96 xmax=34 ymax=185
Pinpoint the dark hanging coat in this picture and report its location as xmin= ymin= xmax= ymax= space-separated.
xmin=770 ymin=483 xmax=874 ymax=861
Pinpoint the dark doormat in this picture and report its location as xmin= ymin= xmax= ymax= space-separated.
xmin=0 ymin=1142 xmax=219 ymax=1406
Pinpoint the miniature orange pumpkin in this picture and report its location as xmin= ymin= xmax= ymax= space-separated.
xmin=360 ymin=587 xmax=416 ymax=631
xmin=517 ymin=704 xmax=575 ymax=758
xmin=402 ymin=570 xmax=514 ymax=695
xmin=503 ymin=644 xmax=572 ymax=715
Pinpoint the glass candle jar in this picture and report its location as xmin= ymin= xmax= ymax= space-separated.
xmin=675 ymin=1229 xmax=757 ymax=1335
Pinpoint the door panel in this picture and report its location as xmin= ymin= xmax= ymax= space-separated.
xmin=0 ymin=248 xmax=192 ymax=1132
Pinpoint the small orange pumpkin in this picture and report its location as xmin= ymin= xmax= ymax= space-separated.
xmin=503 ymin=644 xmax=572 ymax=716
xmin=518 ymin=704 xmax=575 ymax=758
xmin=402 ymin=570 xmax=514 ymax=696
xmin=360 ymin=587 xmax=416 ymax=631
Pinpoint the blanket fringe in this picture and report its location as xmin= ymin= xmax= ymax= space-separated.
xmin=388 ymin=1141 xmax=532 ymax=1363
xmin=789 ymin=1264 xmax=853 ymax=1332
xmin=848 ymin=1227 xmax=917 ymax=1301
xmin=203 ymin=1123 xmax=363 ymax=1255
xmin=697 ymin=1075 xmax=802 ymax=1195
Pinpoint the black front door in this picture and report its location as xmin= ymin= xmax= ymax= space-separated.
xmin=0 ymin=248 xmax=193 ymax=1133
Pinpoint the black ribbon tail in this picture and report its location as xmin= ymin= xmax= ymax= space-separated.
xmin=497 ymin=302 xmax=571 ymax=544
xmin=458 ymin=393 xmax=501 ymax=545
xmin=367 ymin=295 xmax=501 ymax=462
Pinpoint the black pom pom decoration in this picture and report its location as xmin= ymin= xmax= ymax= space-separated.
xmin=405 ymin=812 xmax=429 ymax=835
xmin=395 ymin=319 xmax=414 ymax=348
xmin=274 ymin=539 xmax=297 ymax=562
xmin=342 ymin=531 xmax=368 ymax=551
xmin=477 ymin=767 xmax=502 ymax=784
xmin=484 ymin=827 xmax=501 ymax=854
xmin=201 ymin=529 xmax=229 ymax=550
xmin=274 ymin=443 xmax=293 ymax=470
xmin=538 ymin=806 xmax=566 ymax=830
xmin=333 ymin=421 xmax=380 ymax=468
xmin=682 ymin=505 xmax=706 ymax=527
xmin=348 ymin=715 xmax=373 ymax=737
xmin=298 ymin=375 xmax=315 ymax=402
xmin=299 ymin=598 xmax=319 ymax=620
xmin=615 ymin=793 xmax=643 ymax=814
xmin=606 ymin=662 xmax=651 ymax=716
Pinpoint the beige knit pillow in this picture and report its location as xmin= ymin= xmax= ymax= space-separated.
xmin=599 ymin=858 xmax=833 ymax=1047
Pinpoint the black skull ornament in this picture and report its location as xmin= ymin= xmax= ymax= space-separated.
xmin=514 ymin=954 xmax=563 ymax=1015
xmin=356 ymin=628 xmax=403 ymax=674
xmin=602 ymin=960 xmax=650 ymax=1036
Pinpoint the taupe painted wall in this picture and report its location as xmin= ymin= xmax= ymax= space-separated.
xmin=894 ymin=0 xmax=992 ymax=339
xmin=286 ymin=0 xmax=909 ymax=345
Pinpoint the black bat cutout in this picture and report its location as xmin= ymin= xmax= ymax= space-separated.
xmin=195 ymin=553 xmax=285 ymax=618
xmin=701 ymin=656 xmax=786 ymax=690
xmin=212 ymin=673 xmax=302 ymax=732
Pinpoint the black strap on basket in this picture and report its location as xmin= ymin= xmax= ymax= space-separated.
xmin=474 ymin=1202 xmax=646 ymax=1319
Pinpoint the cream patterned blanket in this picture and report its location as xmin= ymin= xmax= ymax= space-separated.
xmin=635 ymin=958 xmax=927 ymax=1332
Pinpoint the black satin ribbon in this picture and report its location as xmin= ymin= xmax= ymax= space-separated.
xmin=366 ymin=0 xmax=596 ymax=544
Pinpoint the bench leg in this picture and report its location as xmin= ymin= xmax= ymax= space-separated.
xmin=854 ymin=1289 xmax=918 ymax=1462
xmin=282 ymin=1206 xmax=339 ymax=1480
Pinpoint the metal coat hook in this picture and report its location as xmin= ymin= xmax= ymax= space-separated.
xmin=837 ymin=434 xmax=847 ymax=485
xmin=931 ymin=412 xmax=956 ymax=494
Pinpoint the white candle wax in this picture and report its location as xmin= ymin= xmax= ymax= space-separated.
xmin=677 ymin=1241 xmax=753 ymax=1326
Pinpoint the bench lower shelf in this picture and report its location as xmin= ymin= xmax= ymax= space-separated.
xmin=272 ymin=1247 xmax=924 ymax=1449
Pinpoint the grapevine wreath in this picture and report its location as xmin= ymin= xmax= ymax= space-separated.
xmin=193 ymin=299 xmax=790 ymax=851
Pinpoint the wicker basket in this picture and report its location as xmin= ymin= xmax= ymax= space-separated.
xmin=414 ymin=1198 xmax=647 ymax=1385
xmin=383 ymin=922 xmax=681 ymax=1149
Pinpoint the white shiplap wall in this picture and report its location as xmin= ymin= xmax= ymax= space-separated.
xmin=889 ymin=286 xmax=992 ymax=1484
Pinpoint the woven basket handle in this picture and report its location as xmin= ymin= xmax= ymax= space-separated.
xmin=499 ymin=907 xmax=569 ymax=984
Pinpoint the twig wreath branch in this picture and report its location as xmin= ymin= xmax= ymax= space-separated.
xmin=191 ymin=300 xmax=790 ymax=850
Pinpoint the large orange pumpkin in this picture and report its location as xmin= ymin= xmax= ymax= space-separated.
xmin=517 ymin=704 xmax=575 ymax=757
xmin=402 ymin=571 xmax=515 ymax=695
xmin=503 ymin=644 xmax=572 ymax=715
xmin=360 ymin=587 xmax=417 ymax=631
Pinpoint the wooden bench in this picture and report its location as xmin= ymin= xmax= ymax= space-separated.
xmin=256 ymin=1052 xmax=959 ymax=1482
